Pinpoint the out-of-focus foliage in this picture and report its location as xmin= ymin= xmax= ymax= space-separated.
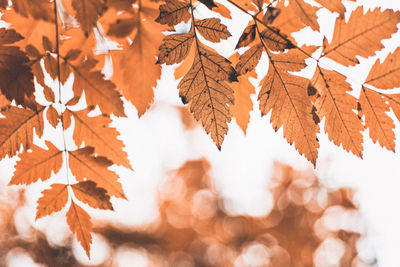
xmin=0 ymin=161 xmax=376 ymax=266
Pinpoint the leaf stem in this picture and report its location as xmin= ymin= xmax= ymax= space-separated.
xmin=54 ymin=0 xmax=70 ymax=185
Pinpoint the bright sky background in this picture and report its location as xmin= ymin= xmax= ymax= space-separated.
xmin=1 ymin=0 xmax=400 ymax=266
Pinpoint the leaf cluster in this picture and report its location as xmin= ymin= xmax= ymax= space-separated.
xmin=0 ymin=0 xmax=399 ymax=257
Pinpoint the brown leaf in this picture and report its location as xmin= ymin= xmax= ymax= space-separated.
xmin=43 ymin=85 xmax=55 ymax=103
xmin=235 ymin=23 xmax=256 ymax=49
xmin=178 ymin=45 xmax=236 ymax=149
xmin=0 ymin=106 xmax=45 ymax=160
xmin=323 ymin=7 xmax=400 ymax=66
xmin=66 ymin=201 xmax=92 ymax=258
xmin=71 ymin=181 xmax=113 ymax=210
xmin=157 ymin=32 xmax=194 ymax=65
xmin=10 ymin=141 xmax=63 ymax=185
xmin=0 ymin=29 xmax=35 ymax=108
xmin=36 ymin=184 xmax=68 ymax=219
xmin=10 ymin=0 xmax=54 ymax=21
xmin=156 ymin=0 xmax=190 ymax=26
xmin=199 ymin=0 xmax=217 ymax=9
xmin=43 ymin=54 xmax=58 ymax=80
xmin=195 ymin=18 xmax=231 ymax=43
xmin=259 ymin=49 xmax=319 ymax=165
xmin=69 ymin=0 xmax=106 ymax=36
xmin=230 ymin=53 xmax=255 ymax=134
xmin=235 ymin=43 xmax=262 ymax=75
xmin=71 ymin=57 xmax=126 ymax=117
xmin=359 ymin=87 xmax=395 ymax=151
xmin=46 ymin=106 xmax=59 ymax=128
xmin=289 ymin=0 xmax=319 ymax=31
xmin=69 ymin=147 xmax=126 ymax=199
xmin=260 ymin=27 xmax=294 ymax=52
xmin=365 ymin=47 xmax=400 ymax=89
xmin=174 ymin=41 xmax=196 ymax=79
xmin=314 ymin=0 xmax=346 ymax=18
xmin=67 ymin=108 xmax=132 ymax=169
xmin=312 ymin=67 xmax=363 ymax=157
xmin=263 ymin=6 xmax=281 ymax=24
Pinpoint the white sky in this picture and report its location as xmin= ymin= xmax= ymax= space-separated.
xmin=1 ymin=0 xmax=400 ymax=266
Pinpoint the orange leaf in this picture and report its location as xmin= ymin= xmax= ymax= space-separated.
xmin=259 ymin=49 xmax=319 ymax=165
xmin=71 ymin=56 xmax=126 ymax=117
xmin=359 ymin=87 xmax=395 ymax=151
xmin=365 ymin=47 xmax=400 ymax=89
xmin=71 ymin=181 xmax=113 ymax=210
xmin=178 ymin=44 xmax=236 ymax=149
xmin=46 ymin=106 xmax=59 ymax=128
xmin=67 ymin=108 xmax=132 ymax=169
xmin=235 ymin=43 xmax=262 ymax=75
xmin=9 ymin=0 xmax=54 ymax=21
xmin=230 ymin=53 xmax=255 ymax=134
xmin=323 ymin=7 xmax=400 ymax=66
xmin=68 ymin=147 xmax=126 ymax=199
xmin=66 ymin=201 xmax=92 ymax=258
xmin=195 ymin=18 xmax=231 ymax=43
xmin=65 ymin=0 xmax=106 ymax=37
xmin=10 ymin=141 xmax=63 ymax=185
xmin=314 ymin=0 xmax=346 ymax=18
xmin=0 ymin=106 xmax=45 ymax=160
xmin=36 ymin=184 xmax=68 ymax=219
xmin=289 ymin=0 xmax=319 ymax=31
xmin=312 ymin=67 xmax=363 ymax=157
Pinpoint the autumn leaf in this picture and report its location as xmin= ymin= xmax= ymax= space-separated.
xmin=289 ymin=0 xmax=319 ymax=31
xmin=314 ymin=0 xmax=346 ymax=18
xmin=312 ymin=67 xmax=363 ymax=157
xmin=68 ymin=147 xmax=126 ymax=199
xmin=36 ymin=184 xmax=68 ymax=219
xmin=235 ymin=43 xmax=263 ymax=75
xmin=322 ymin=7 xmax=400 ymax=66
xmin=156 ymin=0 xmax=190 ymax=26
xmin=259 ymin=49 xmax=320 ymax=164
xmin=7 ymin=0 xmax=54 ymax=21
xmin=46 ymin=106 xmax=59 ymax=128
xmin=236 ymin=23 xmax=256 ymax=49
xmin=157 ymin=32 xmax=194 ymax=65
xmin=0 ymin=106 xmax=45 ymax=160
xmin=64 ymin=0 xmax=106 ymax=37
xmin=70 ymin=56 xmax=126 ymax=117
xmin=359 ymin=87 xmax=395 ymax=151
xmin=195 ymin=18 xmax=231 ymax=43
xmin=66 ymin=108 xmax=132 ymax=169
xmin=230 ymin=53 xmax=255 ymax=134
xmin=71 ymin=181 xmax=113 ymax=210
xmin=365 ymin=47 xmax=400 ymax=90
xmin=9 ymin=141 xmax=63 ymax=185
xmin=66 ymin=201 xmax=92 ymax=258
xmin=101 ymin=1 xmax=165 ymax=116
xmin=178 ymin=45 xmax=236 ymax=149
xmin=271 ymin=0 xmax=308 ymax=35
xmin=0 ymin=29 xmax=35 ymax=108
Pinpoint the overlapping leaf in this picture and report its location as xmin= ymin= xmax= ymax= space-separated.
xmin=68 ymin=147 xmax=126 ymax=199
xmin=10 ymin=141 xmax=63 ymax=185
xmin=322 ymin=7 xmax=400 ymax=66
xmin=258 ymin=49 xmax=320 ymax=164
xmin=0 ymin=106 xmax=45 ymax=160
xmin=0 ymin=29 xmax=35 ymax=108
xmin=71 ymin=181 xmax=113 ymax=210
xmin=312 ymin=68 xmax=363 ymax=157
xmin=66 ymin=108 xmax=132 ymax=169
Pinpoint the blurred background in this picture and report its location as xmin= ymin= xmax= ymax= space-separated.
xmin=1 ymin=0 xmax=400 ymax=266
